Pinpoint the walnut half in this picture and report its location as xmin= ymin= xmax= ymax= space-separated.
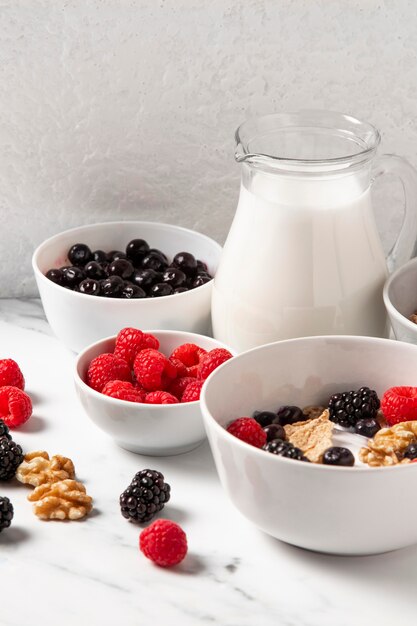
xmin=359 ymin=421 xmax=417 ymax=467
xmin=16 ymin=451 xmax=75 ymax=487
xmin=27 ymin=479 xmax=93 ymax=520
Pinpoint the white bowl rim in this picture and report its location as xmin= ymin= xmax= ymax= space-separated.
xmin=383 ymin=256 xmax=417 ymax=333
xmin=75 ymin=328 xmax=235 ymax=411
xmin=201 ymin=334 xmax=417 ymax=474
xmin=32 ymin=220 xmax=222 ymax=303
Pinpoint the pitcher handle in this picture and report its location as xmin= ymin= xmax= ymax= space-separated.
xmin=373 ymin=154 xmax=417 ymax=272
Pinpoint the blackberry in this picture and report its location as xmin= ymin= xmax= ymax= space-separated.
xmin=0 ymin=496 xmax=13 ymax=532
xmin=0 ymin=419 xmax=11 ymax=441
xmin=119 ymin=469 xmax=171 ymax=524
xmin=275 ymin=405 xmax=305 ymax=426
xmin=0 ymin=436 xmax=23 ymax=480
xmin=328 ymin=387 xmax=380 ymax=428
xmin=263 ymin=439 xmax=309 ymax=461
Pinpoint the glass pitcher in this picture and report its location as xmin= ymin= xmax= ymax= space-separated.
xmin=212 ymin=111 xmax=417 ymax=352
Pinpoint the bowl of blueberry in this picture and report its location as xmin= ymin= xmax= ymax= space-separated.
xmin=200 ymin=334 xmax=417 ymax=555
xmin=32 ymin=221 xmax=221 ymax=352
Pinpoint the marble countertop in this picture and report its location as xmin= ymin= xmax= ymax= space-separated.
xmin=0 ymin=299 xmax=416 ymax=626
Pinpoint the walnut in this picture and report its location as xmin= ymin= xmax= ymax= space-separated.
xmin=359 ymin=421 xmax=417 ymax=467
xmin=27 ymin=479 xmax=93 ymax=520
xmin=16 ymin=451 xmax=75 ymax=487
xmin=284 ymin=409 xmax=334 ymax=463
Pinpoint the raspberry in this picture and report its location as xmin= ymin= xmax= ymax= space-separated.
xmin=133 ymin=349 xmax=177 ymax=391
xmin=170 ymin=343 xmax=207 ymax=367
xmin=102 ymin=380 xmax=145 ymax=403
xmin=169 ymin=358 xmax=188 ymax=378
xmin=0 ymin=359 xmax=25 ymax=390
xmin=181 ymin=380 xmax=204 ymax=403
xmin=226 ymin=417 xmax=267 ymax=448
xmin=381 ymin=386 xmax=417 ymax=426
xmin=198 ymin=348 xmax=233 ymax=380
xmin=168 ymin=376 xmax=195 ymax=401
xmin=0 ymin=386 xmax=32 ymax=429
xmin=145 ymin=391 xmax=179 ymax=405
xmin=87 ymin=353 xmax=131 ymax=392
xmin=139 ymin=519 xmax=188 ymax=567
xmin=114 ymin=328 xmax=159 ymax=367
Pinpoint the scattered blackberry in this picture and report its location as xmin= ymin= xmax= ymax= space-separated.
xmin=355 ymin=418 xmax=381 ymax=438
xmin=323 ymin=446 xmax=355 ymax=467
xmin=0 ymin=436 xmax=24 ymax=480
xmin=403 ymin=443 xmax=417 ymax=460
xmin=328 ymin=387 xmax=380 ymax=428
xmin=119 ymin=469 xmax=171 ymax=524
xmin=0 ymin=419 xmax=11 ymax=441
xmin=263 ymin=439 xmax=309 ymax=461
xmin=0 ymin=496 xmax=13 ymax=532
xmin=275 ymin=405 xmax=305 ymax=426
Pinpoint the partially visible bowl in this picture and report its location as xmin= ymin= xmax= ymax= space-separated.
xmin=33 ymin=221 xmax=222 ymax=353
xmin=201 ymin=335 xmax=417 ymax=555
xmin=74 ymin=329 xmax=234 ymax=456
xmin=384 ymin=256 xmax=417 ymax=344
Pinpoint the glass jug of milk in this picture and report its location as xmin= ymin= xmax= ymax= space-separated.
xmin=212 ymin=111 xmax=417 ymax=352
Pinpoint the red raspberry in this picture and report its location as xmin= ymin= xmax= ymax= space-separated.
xmin=226 ymin=417 xmax=267 ymax=448
xmin=114 ymin=328 xmax=160 ymax=367
xmin=168 ymin=376 xmax=195 ymax=400
xmin=145 ymin=391 xmax=179 ymax=404
xmin=139 ymin=519 xmax=188 ymax=567
xmin=87 ymin=353 xmax=131 ymax=392
xmin=170 ymin=343 xmax=207 ymax=367
xmin=0 ymin=386 xmax=32 ymax=429
xmin=0 ymin=359 xmax=25 ymax=390
xmin=181 ymin=380 xmax=204 ymax=403
xmin=102 ymin=380 xmax=145 ymax=403
xmin=169 ymin=358 xmax=188 ymax=378
xmin=198 ymin=348 xmax=233 ymax=380
xmin=133 ymin=349 xmax=177 ymax=391
xmin=381 ymin=386 xmax=417 ymax=426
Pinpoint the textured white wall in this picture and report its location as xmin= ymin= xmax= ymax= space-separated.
xmin=1 ymin=0 xmax=417 ymax=296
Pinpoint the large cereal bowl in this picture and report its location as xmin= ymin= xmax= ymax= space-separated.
xmin=200 ymin=335 xmax=417 ymax=555
xmin=383 ymin=256 xmax=417 ymax=344
xmin=74 ymin=329 xmax=234 ymax=456
xmin=33 ymin=221 xmax=221 ymax=353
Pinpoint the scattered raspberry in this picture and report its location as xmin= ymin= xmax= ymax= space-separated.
xmin=226 ymin=417 xmax=267 ymax=448
xmin=114 ymin=328 xmax=160 ymax=367
xmin=0 ymin=359 xmax=25 ymax=390
xmin=198 ymin=348 xmax=233 ymax=380
xmin=169 ymin=358 xmax=188 ymax=378
xmin=133 ymin=349 xmax=177 ymax=391
xmin=102 ymin=380 xmax=145 ymax=403
xmin=145 ymin=391 xmax=179 ymax=405
xmin=168 ymin=376 xmax=196 ymax=401
xmin=0 ymin=386 xmax=32 ymax=429
xmin=170 ymin=343 xmax=207 ymax=367
xmin=181 ymin=380 xmax=204 ymax=403
xmin=87 ymin=353 xmax=131 ymax=392
xmin=381 ymin=386 xmax=417 ymax=426
xmin=139 ymin=519 xmax=188 ymax=567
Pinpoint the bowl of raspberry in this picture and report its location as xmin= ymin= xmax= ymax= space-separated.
xmin=74 ymin=327 xmax=234 ymax=456
xmin=200 ymin=334 xmax=417 ymax=555
xmin=32 ymin=221 xmax=221 ymax=353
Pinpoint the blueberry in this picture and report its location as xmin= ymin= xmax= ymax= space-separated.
xmin=142 ymin=253 xmax=168 ymax=272
xmin=120 ymin=283 xmax=146 ymax=299
xmin=84 ymin=261 xmax=107 ymax=280
xmin=107 ymin=250 xmax=127 ymax=262
xmin=322 ymin=447 xmax=355 ymax=467
xmin=62 ymin=266 xmax=86 ymax=288
xmin=355 ymin=418 xmax=381 ymax=438
xmin=172 ymin=252 xmax=197 ymax=276
xmin=162 ymin=268 xmax=187 ymax=288
xmin=68 ymin=243 xmax=92 ymax=267
xmin=253 ymin=410 xmax=276 ymax=428
xmin=263 ymin=423 xmax=286 ymax=442
xmin=196 ymin=260 xmax=208 ymax=273
xmin=149 ymin=283 xmax=174 ymax=297
xmin=148 ymin=248 xmax=168 ymax=262
xmin=100 ymin=275 xmax=124 ymax=297
xmin=173 ymin=287 xmax=188 ymax=294
xmin=92 ymin=250 xmax=107 ymax=263
xmin=108 ymin=259 xmax=134 ymax=280
xmin=274 ymin=406 xmax=305 ymax=426
xmin=131 ymin=269 xmax=162 ymax=290
xmin=46 ymin=268 xmax=65 ymax=286
xmin=126 ymin=239 xmax=150 ymax=266
xmin=79 ymin=278 xmax=101 ymax=296
xmin=403 ymin=443 xmax=417 ymax=460
xmin=191 ymin=274 xmax=212 ymax=288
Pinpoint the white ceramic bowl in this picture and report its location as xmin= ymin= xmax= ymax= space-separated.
xmin=201 ymin=335 xmax=417 ymax=555
xmin=33 ymin=221 xmax=222 ymax=353
xmin=384 ymin=257 xmax=417 ymax=344
xmin=74 ymin=329 xmax=234 ymax=456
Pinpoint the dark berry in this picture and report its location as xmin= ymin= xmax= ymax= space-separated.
xmin=0 ymin=496 xmax=13 ymax=532
xmin=45 ymin=268 xmax=65 ymax=286
xmin=355 ymin=418 xmax=381 ymax=438
xmin=162 ymin=268 xmax=187 ymax=288
xmin=263 ymin=423 xmax=286 ymax=442
xmin=328 ymin=387 xmax=380 ymax=428
xmin=62 ymin=266 xmax=86 ymax=288
xmin=275 ymin=405 xmax=305 ymax=426
xmin=121 ymin=283 xmax=146 ymax=299
xmin=196 ymin=260 xmax=208 ymax=273
xmin=126 ymin=239 xmax=150 ymax=266
xmin=131 ymin=269 xmax=162 ymax=290
xmin=0 ymin=436 xmax=24 ymax=480
xmin=149 ymin=283 xmax=174 ymax=297
xmin=148 ymin=248 xmax=168 ymax=262
xmin=191 ymin=274 xmax=212 ymax=288
xmin=79 ymin=278 xmax=101 ymax=296
xmin=119 ymin=469 xmax=171 ymax=524
xmin=142 ymin=252 xmax=168 ymax=272
xmin=100 ymin=275 xmax=124 ymax=297
xmin=173 ymin=287 xmax=188 ymax=294
xmin=107 ymin=250 xmax=127 ymax=262
xmin=263 ymin=439 xmax=308 ymax=461
xmin=322 ymin=447 xmax=355 ymax=467
xmin=172 ymin=252 xmax=197 ymax=276
xmin=84 ymin=261 xmax=107 ymax=280
xmin=68 ymin=243 xmax=92 ymax=267
xmin=403 ymin=443 xmax=417 ymax=460
xmin=92 ymin=249 xmax=107 ymax=263
xmin=108 ymin=259 xmax=134 ymax=280
xmin=0 ymin=420 xmax=11 ymax=441
xmin=252 ymin=410 xmax=276 ymax=428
